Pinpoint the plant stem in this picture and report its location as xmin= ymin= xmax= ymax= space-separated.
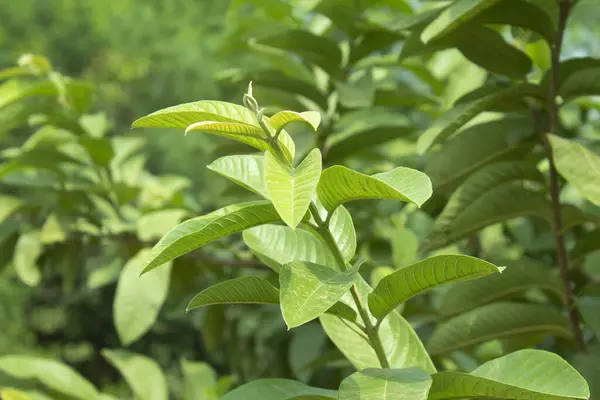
xmin=308 ymin=203 xmax=391 ymax=368
xmin=541 ymin=0 xmax=586 ymax=351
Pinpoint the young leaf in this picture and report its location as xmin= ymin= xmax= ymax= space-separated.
xmin=417 ymin=84 xmax=541 ymax=153
xmin=208 ymin=155 xmax=269 ymax=199
xmin=440 ymin=258 xmax=564 ymax=316
xmin=221 ymin=379 xmax=337 ymax=400
xmin=132 ymin=100 xmax=257 ymax=128
xmin=427 ymin=302 xmax=572 ymax=355
xmin=0 ymin=356 xmax=99 ymax=400
xmin=265 ymin=148 xmax=322 ymax=229
xmin=279 ymin=261 xmax=359 ymax=328
xmin=320 ymin=277 xmax=435 ymax=373
xmin=114 ymin=249 xmax=171 ymax=346
xmin=429 ymin=350 xmax=589 ymax=400
xmin=269 ymin=110 xmax=321 ymax=132
xmin=13 ymin=231 xmax=42 ymax=287
xmin=102 ymin=349 xmax=167 ymax=400
xmin=368 ymin=255 xmax=503 ymax=320
xmin=421 ymin=0 xmax=503 ymax=43
xmin=141 ymin=201 xmax=280 ymax=274
xmin=186 ymin=276 xmax=357 ymax=322
xmin=338 ymin=368 xmax=432 ymax=400
xmin=549 ymin=134 xmax=600 ymax=207
xmin=243 ymin=224 xmax=337 ymax=272
xmin=317 ymin=166 xmax=432 ymax=212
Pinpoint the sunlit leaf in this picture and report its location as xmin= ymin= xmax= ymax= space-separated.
xmin=368 ymin=255 xmax=503 ymax=320
xmin=338 ymin=368 xmax=432 ymax=400
xmin=102 ymin=350 xmax=167 ymax=400
xmin=208 ymin=155 xmax=268 ymax=198
xmin=317 ymin=166 xmax=432 ymax=212
xmin=265 ymin=148 xmax=322 ymax=229
xmin=328 ymin=205 xmax=357 ymax=262
xmin=0 ymin=195 xmax=22 ymax=222
xmin=269 ymin=110 xmax=321 ymax=132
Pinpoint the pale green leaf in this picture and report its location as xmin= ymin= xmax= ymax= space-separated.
xmin=549 ymin=134 xmax=600 ymax=207
xmin=40 ymin=213 xmax=66 ymax=244
xmin=440 ymin=258 xmax=564 ymax=316
xmin=265 ymin=148 xmax=322 ymax=229
xmin=207 ymin=155 xmax=268 ymax=198
xmin=221 ymin=379 xmax=337 ymax=400
xmin=421 ymin=0 xmax=503 ymax=43
xmin=317 ymin=166 xmax=432 ymax=212
xmin=328 ymin=205 xmax=357 ymax=262
xmin=430 ymin=350 xmax=589 ymax=399
xmin=427 ymin=302 xmax=572 ymax=355
xmin=13 ymin=231 xmax=42 ymax=286
xmin=102 ymin=349 xmax=167 ymax=400
xmin=280 ymin=261 xmax=359 ymax=328
xmin=391 ymin=230 xmax=418 ymax=268
xmin=114 ymin=249 xmax=171 ymax=346
xmin=0 ymin=388 xmax=32 ymax=400
xmin=181 ymin=359 xmax=218 ymax=400
xmin=337 ymin=368 xmax=432 ymax=400
xmin=0 ymin=195 xmax=22 ymax=222
xmin=0 ymin=355 xmax=99 ymax=400
xmin=417 ymin=84 xmax=540 ymax=153
xmin=136 ymin=209 xmax=188 ymax=242
xmin=243 ymin=224 xmax=337 ymax=272
xmin=368 ymin=255 xmax=503 ymax=320
xmin=320 ymin=277 xmax=435 ymax=373
xmin=141 ymin=201 xmax=280 ymax=274
xmin=269 ymin=110 xmax=321 ymax=132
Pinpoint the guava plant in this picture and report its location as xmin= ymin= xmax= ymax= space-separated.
xmin=128 ymin=84 xmax=590 ymax=399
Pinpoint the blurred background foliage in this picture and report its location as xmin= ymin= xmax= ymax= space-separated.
xmin=1 ymin=0 xmax=600 ymax=399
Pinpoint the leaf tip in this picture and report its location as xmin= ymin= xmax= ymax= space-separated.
xmin=497 ymin=266 xmax=506 ymax=273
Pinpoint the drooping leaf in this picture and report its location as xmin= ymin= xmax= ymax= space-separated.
xmin=317 ymin=166 xmax=432 ymax=212
xmin=141 ymin=201 xmax=280 ymax=274
xmin=440 ymin=258 xmax=564 ymax=316
xmin=265 ymin=148 xmax=322 ymax=229
xmin=320 ymin=277 xmax=435 ymax=373
xmin=427 ymin=302 xmax=571 ymax=355
xmin=0 ymin=356 xmax=99 ymax=400
xmin=368 ymin=255 xmax=503 ymax=320
xmin=221 ymin=379 xmax=337 ymax=400
xmin=429 ymin=350 xmax=589 ymax=400
xmin=421 ymin=0 xmax=503 ymax=43
xmin=208 ymin=155 xmax=268 ymax=198
xmin=417 ymin=84 xmax=540 ymax=153
xmin=328 ymin=205 xmax=357 ymax=262
xmin=114 ymin=249 xmax=171 ymax=346
xmin=13 ymin=231 xmax=43 ymax=287
xmin=186 ymin=276 xmax=356 ymax=322
xmin=269 ymin=110 xmax=321 ymax=132
xmin=243 ymin=224 xmax=337 ymax=272
xmin=337 ymin=368 xmax=432 ymax=400
xmin=280 ymin=261 xmax=359 ymax=328
xmin=102 ymin=349 xmax=167 ymax=400
xmin=549 ymin=134 xmax=600 ymax=207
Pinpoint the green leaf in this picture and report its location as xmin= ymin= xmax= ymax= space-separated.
xmin=136 ymin=209 xmax=188 ymax=242
xmin=317 ymin=166 xmax=432 ymax=212
xmin=280 ymin=261 xmax=359 ymax=328
xmin=391 ymin=230 xmax=418 ymax=268
xmin=542 ymin=57 xmax=600 ymax=100
xmin=337 ymin=368 xmax=432 ymax=400
xmin=0 ymin=388 xmax=33 ymax=400
xmin=368 ymin=255 xmax=503 ymax=320
xmin=102 ymin=349 xmax=167 ymax=400
xmin=549 ymin=134 xmax=600 ymax=207
xmin=424 ymin=116 xmax=535 ymax=192
xmin=573 ymin=350 xmax=600 ymax=400
xmin=141 ymin=201 xmax=280 ymax=274
xmin=328 ymin=205 xmax=357 ymax=262
xmin=221 ymin=379 xmax=337 ymax=400
xmin=269 ymin=110 xmax=321 ymax=132
xmin=336 ymin=72 xmax=375 ymax=109
xmin=421 ymin=0 xmax=503 ymax=43
xmin=320 ymin=277 xmax=435 ymax=373
xmin=186 ymin=276 xmax=356 ymax=322
xmin=440 ymin=258 xmax=564 ymax=316
xmin=0 ymin=195 xmax=22 ymax=222
xmin=577 ymin=283 xmax=600 ymax=340
xmin=429 ymin=350 xmax=589 ymax=399
xmin=243 ymin=224 xmax=337 ymax=272
xmin=0 ymin=355 xmax=99 ymax=400
xmin=417 ymin=84 xmax=540 ymax=153
xmin=181 ymin=360 xmax=218 ymax=400
xmin=424 ymin=162 xmax=548 ymax=250
xmin=265 ymin=148 xmax=322 ymax=229
xmin=132 ymin=100 xmax=257 ymax=128
xmin=289 ymin=323 xmax=326 ymax=382
xmin=13 ymin=231 xmax=43 ymax=287
xmin=208 ymin=155 xmax=268 ymax=198
xmin=187 ymin=276 xmax=279 ymax=310
xmin=427 ymin=302 xmax=572 ymax=355
xmin=114 ymin=249 xmax=171 ymax=346
xmin=40 ymin=213 xmax=66 ymax=244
